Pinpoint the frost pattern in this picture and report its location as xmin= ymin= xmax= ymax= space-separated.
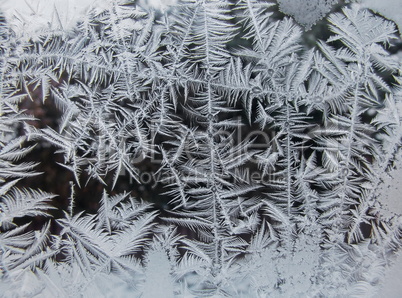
xmin=360 ymin=0 xmax=402 ymax=37
xmin=277 ymin=0 xmax=338 ymax=29
xmin=0 ymin=0 xmax=402 ymax=297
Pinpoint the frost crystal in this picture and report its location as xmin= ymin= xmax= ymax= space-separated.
xmin=277 ymin=0 xmax=338 ymax=29
xmin=0 ymin=0 xmax=402 ymax=297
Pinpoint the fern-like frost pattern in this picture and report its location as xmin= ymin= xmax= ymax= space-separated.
xmin=0 ymin=0 xmax=401 ymax=296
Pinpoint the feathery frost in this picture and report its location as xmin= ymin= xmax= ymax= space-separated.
xmin=0 ymin=0 xmax=402 ymax=296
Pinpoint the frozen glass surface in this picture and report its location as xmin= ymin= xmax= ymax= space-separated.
xmin=0 ymin=1 xmax=401 ymax=297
